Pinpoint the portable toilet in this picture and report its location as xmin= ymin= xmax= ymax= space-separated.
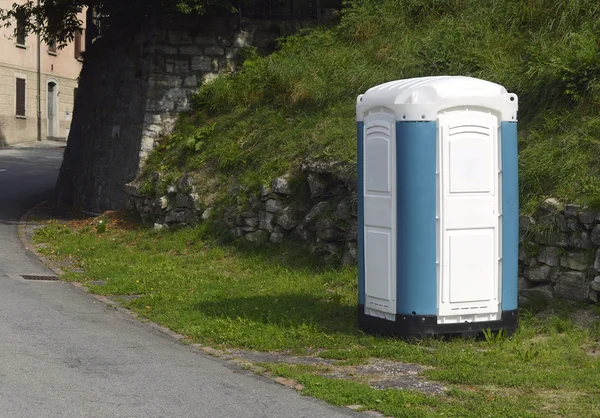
xmin=356 ymin=76 xmax=519 ymax=338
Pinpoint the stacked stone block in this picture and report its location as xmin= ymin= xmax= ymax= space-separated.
xmin=126 ymin=161 xmax=358 ymax=265
xmin=519 ymin=198 xmax=600 ymax=304
xmin=140 ymin=18 xmax=287 ymax=163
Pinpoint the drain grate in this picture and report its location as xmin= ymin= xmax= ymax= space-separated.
xmin=21 ymin=275 xmax=60 ymax=281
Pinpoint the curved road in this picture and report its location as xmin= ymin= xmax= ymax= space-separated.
xmin=0 ymin=144 xmax=356 ymax=418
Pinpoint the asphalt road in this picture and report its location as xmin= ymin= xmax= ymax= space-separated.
xmin=0 ymin=145 xmax=357 ymax=418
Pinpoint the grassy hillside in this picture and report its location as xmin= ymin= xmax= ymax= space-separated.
xmin=144 ymin=0 xmax=600 ymax=213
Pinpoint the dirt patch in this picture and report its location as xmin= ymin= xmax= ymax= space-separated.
xmin=108 ymin=294 xmax=144 ymax=302
xmin=323 ymin=359 xmax=446 ymax=395
xmin=29 ymin=203 xmax=141 ymax=232
xmin=29 ymin=202 xmax=85 ymax=223
xmin=230 ymin=349 xmax=338 ymax=366
xmin=229 ymin=350 xmax=447 ymax=395
xmin=571 ymin=309 xmax=600 ymax=329
xmin=66 ymin=210 xmax=141 ymax=231
xmin=582 ymin=342 xmax=600 ymax=357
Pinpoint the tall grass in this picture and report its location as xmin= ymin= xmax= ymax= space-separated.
xmin=146 ymin=0 xmax=600 ymax=211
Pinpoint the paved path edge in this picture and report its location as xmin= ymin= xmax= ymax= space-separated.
xmin=17 ymin=202 xmax=198 ymax=341
xmin=17 ymin=202 xmax=246 ymax=352
xmin=17 ymin=203 xmax=369 ymax=416
xmin=18 ymin=202 xmax=66 ymax=276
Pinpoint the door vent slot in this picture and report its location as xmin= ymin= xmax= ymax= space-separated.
xmin=21 ymin=275 xmax=59 ymax=281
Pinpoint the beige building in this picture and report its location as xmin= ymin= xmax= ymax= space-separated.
xmin=0 ymin=1 xmax=86 ymax=146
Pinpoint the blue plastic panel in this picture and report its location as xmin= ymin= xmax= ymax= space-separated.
xmin=501 ymin=122 xmax=519 ymax=311
xmin=396 ymin=122 xmax=437 ymax=316
xmin=357 ymin=122 xmax=365 ymax=305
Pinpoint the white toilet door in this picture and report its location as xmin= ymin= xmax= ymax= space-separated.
xmin=363 ymin=112 xmax=396 ymax=316
xmin=438 ymin=110 xmax=501 ymax=319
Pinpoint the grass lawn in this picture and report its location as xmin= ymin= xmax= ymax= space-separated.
xmin=34 ymin=214 xmax=600 ymax=417
xmin=142 ymin=0 xmax=600 ymax=214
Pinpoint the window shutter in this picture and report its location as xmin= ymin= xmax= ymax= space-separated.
xmin=74 ymin=30 xmax=82 ymax=59
xmin=16 ymin=17 xmax=26 ymax=46
xmin=16 ymin=78 xmax=26 ymax=117
xmin=48 ymin=38 xmax=57 ymax=53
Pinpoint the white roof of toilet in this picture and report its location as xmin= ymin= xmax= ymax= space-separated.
xmin=356 ymin=76 xmax=518 ymax=122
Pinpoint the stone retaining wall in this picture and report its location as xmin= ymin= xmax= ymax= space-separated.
xmin=519 ymin=198 xmax=600 ymax=304
xmin=128 ymin=177 xmax=600 ymax=304
xmin=56 ymin=15 xmax=310 ymax=213
xmin=127 ymin=161 xmax=358 ymax=265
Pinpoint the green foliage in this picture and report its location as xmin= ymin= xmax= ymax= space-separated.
xmin=33 ymin=220 xmax=71 ymax=241
xmin=519 ymin=110 xmax=600 ymax=211
xmin=96 ymin=219 xmax=107 ymax=234
xmin=173 ymin=122 xmax=215 ymax=153
xmin=144 ymin=0 xmax=600 ymax=211
xmin=138 ymin=180 xmax=157 ymax=197
xmin=0 ymin=0 xmax=234 ymax=45
xmin=514 ymin=344 xmax=540 ymax=363
xmin=483 ymin=328 xmax=507 ymax=346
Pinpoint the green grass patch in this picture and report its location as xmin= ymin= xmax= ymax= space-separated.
xmin=263 ymin=363 xmax=544 ymax=417
xmin=143 ymin=0 xmax=600 ymax=212
xmin=34 ymin=221 xmax=600 ymax=417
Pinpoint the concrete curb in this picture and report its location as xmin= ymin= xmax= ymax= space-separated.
xmin=18 ymin=203 xmax=66 ymax=277
xmin=18 ymin=204 xmax=368 ymax=416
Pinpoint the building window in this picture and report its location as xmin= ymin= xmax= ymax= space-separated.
xmin=48 ymin=38 xmax=57 ymax=54
xmin=16 ymin=16 xmax=26 ymax=47
xmin=74 ymin=29 xmax=83 ymax=59
xmin=16 ymin=78 xmax=26 ymax=117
